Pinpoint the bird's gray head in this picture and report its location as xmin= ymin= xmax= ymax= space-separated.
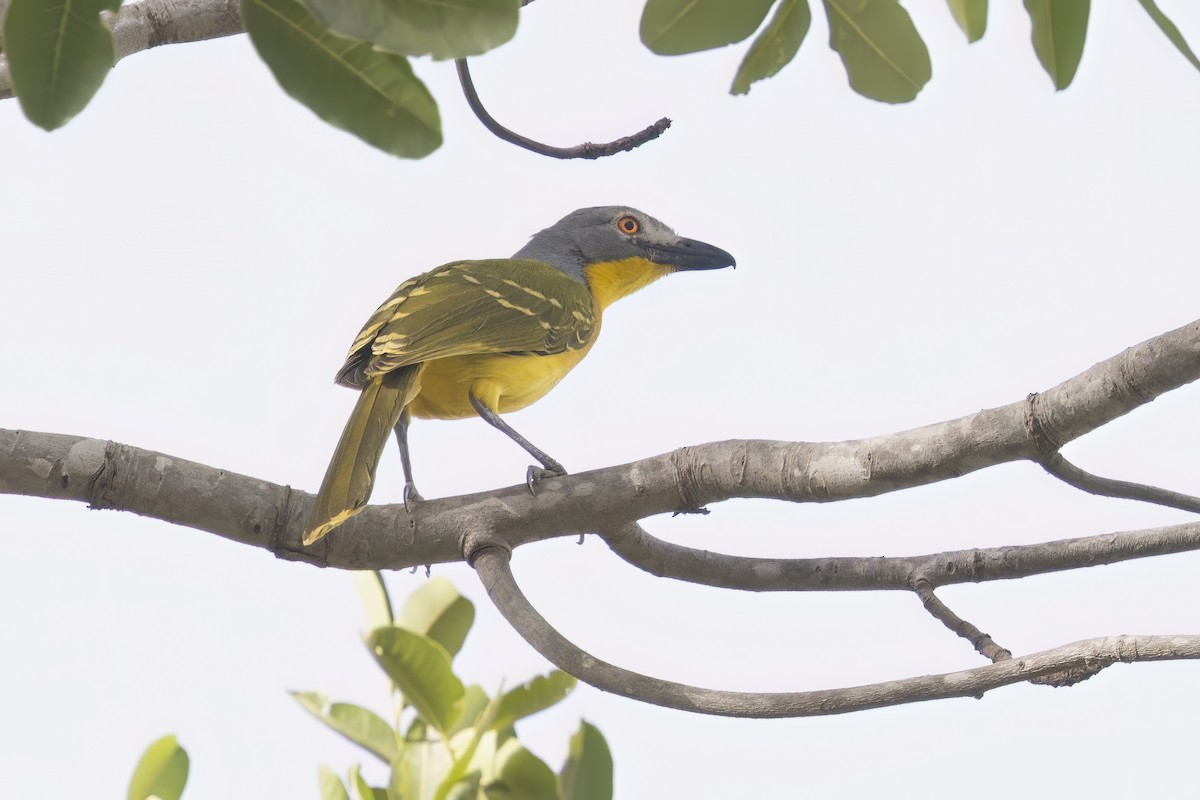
xmin=512 ymin=206 xmax=735 ymax=283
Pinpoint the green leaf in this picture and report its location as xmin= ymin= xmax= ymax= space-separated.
xmin=1024 ymin=0 xmax=1089 ymax=90
xmin=946 ymin=0 xmax=987 ymax=43
xmin=349 ymin=764 xmax=388 ymax=800
xmin=450 ymin=685 xmax=492 ymax=736
xmin=559 ymin=722 xmax=612 ymax=800
xmin=391 ymin=743 xmax=452 ymax=800
xmin=822 ymin=0 xmax=931 ymax=103
xmin=292 ymin=691 xmax=402 ymax=764
xmin=489 ymin=672 xmax=576 ymax=732
xmin=368 ymin=627 xmax=465 ymax=737
xmin=483 ymin=740 xmax=558 ymax=800
xmin=320 ymin=765 xmax=352 ymax=800
xmin=127 ymin=734 xmax=188 ymax=800
xmin=407 ymin=717 xmax=430 ymax=742
xmin=242 ymin=0 xmax=442 ymax=159
xmin=731 ymin=0 xmax=811 ymax=95
xmin=445 ymin=774 xmax=483 ymax=800
xmin=641 ymin=0 xmax=776 ymax=55
xmin=302 ymin=0 xmax=519 ymax=60
xmin=1136 ymin=0 xmax=1200 ymax=73
xmin=355 ymin=571 xmax=395 ymax=630
xmin=466 ymin=731 xmax=502 ymax=786
xmin=437 ymin=689 xmax=503 ymax=800
xmin=3 ymin=0 xmax=120 ymax=130
xmin=397 ymin=577 xmax=475 ymax=658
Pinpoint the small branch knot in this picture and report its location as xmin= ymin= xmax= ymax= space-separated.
xmin=1024 ymin=392 xmax=1064 ymax=459
xmin=462 ymin=528 xmax=512 ymax=567
xmin=268 ymin=483 xmax=294 ymax=552
xmin=85 ymin=440 xmax=119 ymax=510
xmin=671 ymin=446 xmax=717 ymax=513
xmin=1029 ymin=662 xmax=1106 ymax=687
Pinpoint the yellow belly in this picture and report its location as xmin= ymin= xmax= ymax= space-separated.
xmin=406 ymin=345 xmax=594 ymax=420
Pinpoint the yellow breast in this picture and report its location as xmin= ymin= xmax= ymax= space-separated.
xmin=405 ymin=257 xmax=669 ymax=421
xmin=407 ymin=341 xmax=597 ymax=420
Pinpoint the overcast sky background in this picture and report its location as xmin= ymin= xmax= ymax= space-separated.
xmin=3 ymin=2 xmax=1200 ymax=797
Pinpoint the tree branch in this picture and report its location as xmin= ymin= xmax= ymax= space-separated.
xmin=600 ymin=520 xmax=1200 ymax=592
xmin=0 ymin=0 xmax=243 ymax=101
xmin=454 ymin=59 xmax=672 ymax=159
xmin=1035 ymin=449 xmax=1200 ymax=513
xmin=2 ymin=318 xmax=1198 ymax=572
xmin=912 ymin=578 xmax=1012 ymax=662
xmin=471 ymin=544 xmax=1200 ymax=717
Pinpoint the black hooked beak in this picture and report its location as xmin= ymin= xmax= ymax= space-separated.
xmin=650 ymin=236 xmax=737 ymax=271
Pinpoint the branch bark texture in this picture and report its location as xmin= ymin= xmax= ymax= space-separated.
xmin=2 ymin=318 xmax=1198 ymax=574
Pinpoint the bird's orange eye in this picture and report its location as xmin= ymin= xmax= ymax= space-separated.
xmin=617 ymin=216 xmax=641 ymax=235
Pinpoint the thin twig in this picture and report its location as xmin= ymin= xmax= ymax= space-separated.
xmin=912 ymin=579 xmax=1012 ymax=662
xmin=470 ymin=544 xmax=1200 ymax=717
xmin=1026 ymin=391 xmax=1200 ymax=513
xmin=455 ymin=59 xmax=671 ymax=159
xmin=1043 ymin=453 xmax=1200 ymax=513
xmin=600 ymin=520 xmax=1200 ymax=593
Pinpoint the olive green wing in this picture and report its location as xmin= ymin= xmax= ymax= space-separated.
xmin=336 ymin=259 xmax=596 ymax=387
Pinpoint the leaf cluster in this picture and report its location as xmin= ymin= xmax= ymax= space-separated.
xmin=644 ymin=0 xmax=1198 ymax=100
xmin=124 ymin=575 xmax=611 ymax=800
xmin=295 ymin=574 xmax=611 ymax=800
xmin=2 ymin=0 xmax=1197 ymax=157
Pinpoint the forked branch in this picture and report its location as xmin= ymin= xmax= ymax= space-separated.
xmin=3 ymin=312 xmax=1199 ymax=719
xmin=471 ymin=544 xmax=1200 ymax=717
xmin=2 ymin=319 xmax=1198 ymax=572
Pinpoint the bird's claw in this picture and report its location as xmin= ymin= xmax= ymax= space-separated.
xmin=672 ymin=506 xmax=711 ymax=517
xmin=526 ymin=463 xmax=568 ymax=494
xmin=403 ymin=482 xmax=424 ymax=513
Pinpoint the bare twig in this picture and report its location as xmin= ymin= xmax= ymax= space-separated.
xmin=1032 ymin=447 xmax=1200 ymax=516
xmin=471 ymin=545 xmax=1200 ymax=717
xmin=0 ymin=0 xmax=243 ymax=101
xmin=1 ymin=0 xmax=671 ymax=161
xmin=912 ymin=579 xmax=1012 ymax=662
xmin=455 ymin=59 xmax=672 ymax=159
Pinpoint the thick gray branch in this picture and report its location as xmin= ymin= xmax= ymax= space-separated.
xmin=471 ymin=545 xmax=1200 ymax=717
xmin=1 ymin=318 xmax=1198 ymax=573
xmin=0 ymin=0 xmax=243 ymax=100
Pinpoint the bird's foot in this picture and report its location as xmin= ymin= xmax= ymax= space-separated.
xmin=526 ymin=463 xmax=568 ymax=494
xmin=403 ymin=482 xmax=424 ymax=514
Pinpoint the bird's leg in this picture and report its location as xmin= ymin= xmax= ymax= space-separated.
xmin=469 ymin=392 xmax=567 ymax=493
xmin=392 ymin=408 xmax=423 ymax=511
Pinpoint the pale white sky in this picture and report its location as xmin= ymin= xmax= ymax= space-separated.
xmin=3 ymin=2 xmax=1200 ymax=797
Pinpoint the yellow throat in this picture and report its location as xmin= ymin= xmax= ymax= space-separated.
xmin=583 ymin=257 xmax=674 ymax=311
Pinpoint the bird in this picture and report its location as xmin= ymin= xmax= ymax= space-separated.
xmin=303 ymin=206 xmax=736 ymax=545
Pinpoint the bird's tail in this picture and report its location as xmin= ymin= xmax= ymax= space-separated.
xmin=304 ymin=368 xmax=419 ymax=545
